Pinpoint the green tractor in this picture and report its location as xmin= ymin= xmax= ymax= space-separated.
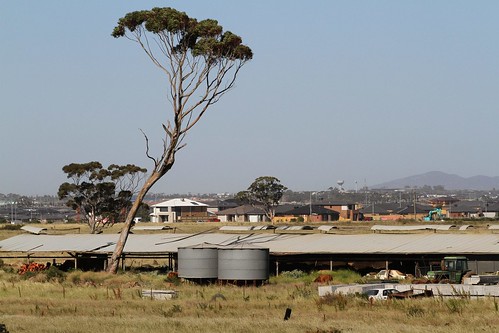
xmin=426 ymin=256 xmax=470 ymax=283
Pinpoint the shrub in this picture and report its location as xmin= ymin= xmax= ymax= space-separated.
xmin=2 ymin=224 xmax=22 ymax=230
xmin=45 ymin=266 xmax=66 ymax=282
xmin=288 ymin=284 xmax=314 ymax=300
xmin=332 ymin=269 xmax=362 ymax=284
xmin=281 ymin=270 xmax=307 ymax=279
xmin=446 ymin=298 xmax=467 ymax=314
xmin=316 ymin=293 xmax=349 ymax=311
xmin=406 ymin=305 xmax=425 ymax=317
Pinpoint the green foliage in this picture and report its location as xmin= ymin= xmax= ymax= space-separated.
xmin=445 ymin=298 xmax=467 ymax=314
xmin=406 ymin=305 xmax=426 ymax=317
xmin=58 ymin=162 xmax=146 ymax=233
xmin=237 ymin=176 xmax=287 ymax=220
xmin=271 ymin=269 xmax=361 ymax=285
xmin=281 ymin=270 xmax=307 ymax=279
xmin=331 ymin=269 xmax=362 ymax=284
xmin=45 ymin=266 xmax=66 ymax=283
xmin=270 ymin=270 xmax=310 ymax=284
xmin=288 ymin=284 xmax=314 ymax=300
xmin=112 ymin=7 xmax=252 ymax=61
xmin=316 ymin=293 xmax=349 ymax=311
xmin=1 ymin=224 xmax=22 ymax=230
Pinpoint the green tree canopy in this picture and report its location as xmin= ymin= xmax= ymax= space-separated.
xmin=237 ymin=176 xmax=288 ymax=222
xmin=58 ymin=162 xmax=146 ymax=234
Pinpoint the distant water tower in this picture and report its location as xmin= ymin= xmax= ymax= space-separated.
xmin=337 ymin=180 xmax=344 ymax=192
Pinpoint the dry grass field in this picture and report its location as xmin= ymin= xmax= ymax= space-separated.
xmin=0 ymin=222 xmax=499 ymax=332
xmin=0 ymin=267 xmax=497 ymax=332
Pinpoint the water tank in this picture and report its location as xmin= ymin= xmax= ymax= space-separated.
xmin=178 ymin=244 xmax=218 ymax=279
xmin=217 ymin=245 xmax=269 ymax=281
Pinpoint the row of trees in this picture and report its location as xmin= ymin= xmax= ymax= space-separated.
xmin=59 ymin=169 xmax=288 ymax=230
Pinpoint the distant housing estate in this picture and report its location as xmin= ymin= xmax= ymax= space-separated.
xmin=3 ymin=198 xmax=499 ymax=224
xmin=147 ymin=199 xmax=362 ymax=223
xmin=147 ymin=198 xmax=499 ymax=223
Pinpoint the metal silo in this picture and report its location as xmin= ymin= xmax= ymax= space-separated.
xmin=178 ymin=244 xmax=218 ymax=279
xmin=217 ymin=245 xmax=269 ymax=281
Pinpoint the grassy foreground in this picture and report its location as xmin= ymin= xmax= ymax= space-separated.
xmin=0 ymin=268 xmax=498 ymax=333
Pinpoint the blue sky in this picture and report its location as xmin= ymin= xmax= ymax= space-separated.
xmin=1 ymin=1 xmax=498 ymax=195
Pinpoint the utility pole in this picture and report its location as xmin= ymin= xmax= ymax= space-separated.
xmin=413 ymin=190 xmax=417 ymax=220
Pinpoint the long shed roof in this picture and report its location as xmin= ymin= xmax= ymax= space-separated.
xmin=1 ymin=233 xmax=499 ymax=255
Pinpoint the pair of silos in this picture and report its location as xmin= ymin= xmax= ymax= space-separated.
xmin=178 ymin=243 xmax=269 ymax=282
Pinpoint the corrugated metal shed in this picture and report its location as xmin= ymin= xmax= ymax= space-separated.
xmin=219 ymin=226 xmax=254 ymax=231
xmin=318 ymin=225 xmax=338 ymax=232
xmin=1 ymin=233 xmax=499 ymax=255
xmin=132 ymin=226 xmax=173 ymax=231
xmin=20 ymin=226 xmax=47 ymax=235
xmin=371 ymin=225 xmax=456 ymax=231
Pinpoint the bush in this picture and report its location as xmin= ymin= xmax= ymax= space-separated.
xmin=317 ymin=293 xmax=349 ymax=311
xmin=446 ymin=298 xmax=467 ymax=314
xmin=332 ymin=269 xmax=362 ymax=284
xmin=45 ymin=266 xmax=66 ymax=282
xmin=406 ymin=305 xmax=425 ymax=317
xmin=281 ymin=270 xmax=307 ymax=279
xmin=1 ymin=224 xmax=22 ymax=230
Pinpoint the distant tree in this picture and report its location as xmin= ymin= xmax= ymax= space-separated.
xmin=107 ymin=7 xmax=252 ymax=273
xmin=433 ymin=185 xmax=446 ymax=192
xmin=58 ymin=162 xmax=146 ymax=234
xmin=237 ymin=176 xmax=287 ymax=222
xmin=16 ymin=196 xmax=34 ymax=208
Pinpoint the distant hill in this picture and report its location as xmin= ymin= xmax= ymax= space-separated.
xmin=372 ymin=171 xmax=499 ymax=191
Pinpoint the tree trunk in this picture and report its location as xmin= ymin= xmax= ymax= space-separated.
xmin=89 ymin=208 xmax=97 ymax=234
xmin=106 ymin=172 xmax=161 ymax=273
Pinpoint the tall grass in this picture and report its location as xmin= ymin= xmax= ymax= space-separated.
xmin=0 ymin=267 xmax=498 ymax=332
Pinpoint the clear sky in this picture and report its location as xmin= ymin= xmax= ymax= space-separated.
xmin=1 ymin=1 xmax=498 ymax=196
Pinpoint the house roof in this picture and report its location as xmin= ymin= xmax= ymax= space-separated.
xmin=427 ymin=197 xmax=459 ymax=205
xmin=217 ymin=204 xmax=265 ymax=215
xmin=283 ymin=205 xmax=339 ymax=215
xmin=485 ymin=202 xmax=499 ymax=212
xmin=275 ymin=204 xmax=300 ymax=214
xmin=316 ymin=202 xmax=356 ymax=206
xmin=199 ymin=200 xmax=240 ymax=209
xmin=151 ymin=198 xmax=208 ymax=208
xmin=448 ymin=200 xmax=484 ymax=213
xmin=359 ymin=203 xmax=405 ymax=214
xmin=395 ymin=204 xmax=432 ymax=215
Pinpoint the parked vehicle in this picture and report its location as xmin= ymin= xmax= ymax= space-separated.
xmin=426 ymin=256 xmax=470 ymax=283
xmin=364 ymin=288 xmax=399 ymax=301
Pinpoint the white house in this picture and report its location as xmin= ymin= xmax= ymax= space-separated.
xmin=149 ymin=198 xmax=208 ymax=223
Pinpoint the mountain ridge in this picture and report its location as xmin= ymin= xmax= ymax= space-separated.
xmin=372 ymin=171 xmax=499 ymax=190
